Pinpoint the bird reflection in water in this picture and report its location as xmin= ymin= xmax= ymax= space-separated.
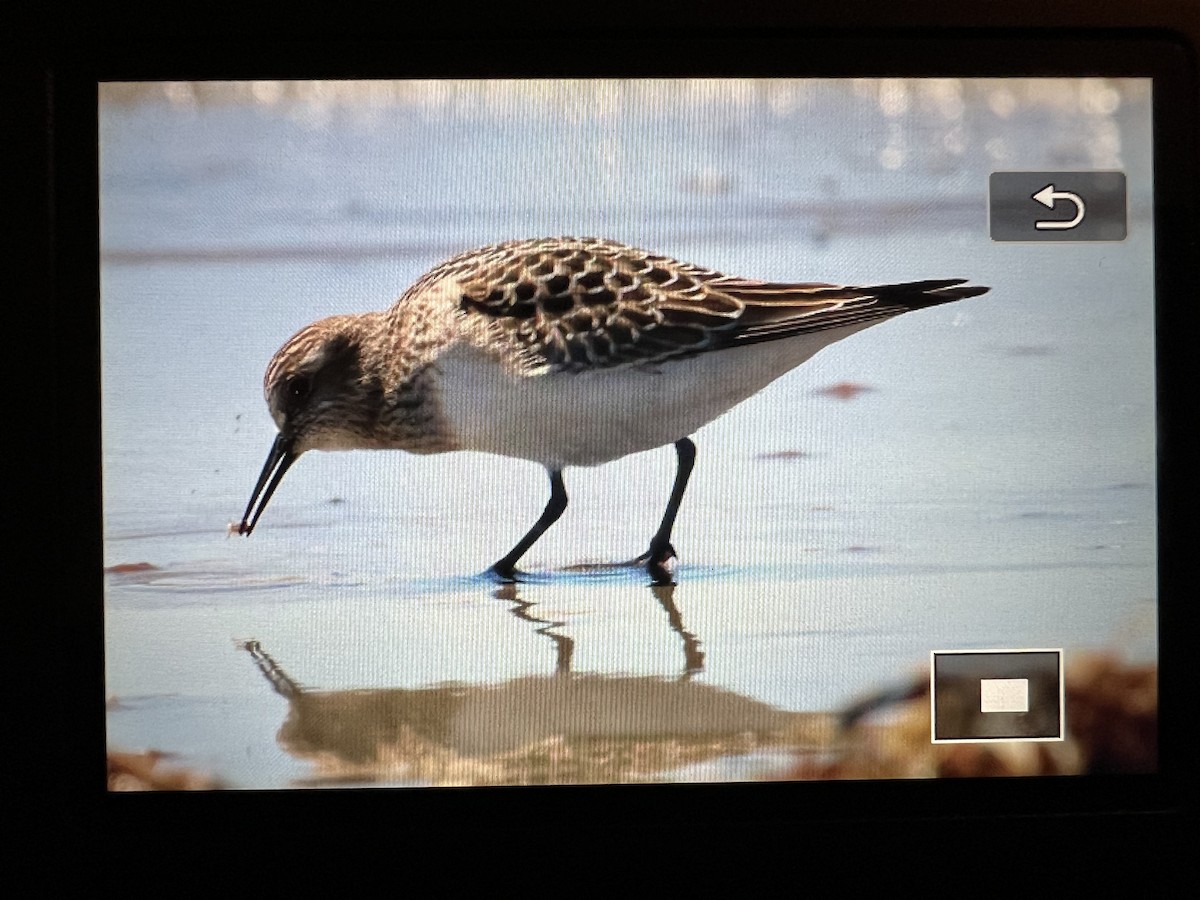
xmin=492 ymin=581 xmax=704 ymax=680
xmin=240 ymin=583 xmax=833 ymax=786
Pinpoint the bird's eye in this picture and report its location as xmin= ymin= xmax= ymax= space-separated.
xmin=288 ymin=375 xmax=311 ymax=400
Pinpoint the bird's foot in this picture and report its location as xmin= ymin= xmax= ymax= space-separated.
xmin=485 ymin=565 xmax=555 ymax=586
xmin=634 ymin=543 xmax=678 ymax=586
xmin=487 ymin=561 xmax=523 ymax=583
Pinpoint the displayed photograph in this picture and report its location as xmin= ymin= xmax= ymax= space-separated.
xmin=102 ymin=78 xmax=1157 ymax=789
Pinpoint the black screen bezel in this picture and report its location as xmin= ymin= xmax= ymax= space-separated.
xmin=42 ymin=26 xmax=1197 ymax=856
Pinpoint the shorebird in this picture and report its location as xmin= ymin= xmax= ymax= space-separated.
xmin=237 ymin=237 xmax=988 ymax=582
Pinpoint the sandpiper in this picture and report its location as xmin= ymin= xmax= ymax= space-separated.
xmin=238 ymin=236 xmax=989 ymax=581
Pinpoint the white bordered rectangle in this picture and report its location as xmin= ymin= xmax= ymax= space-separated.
xmin=930 ymin=649 xmax=1065 ymax=744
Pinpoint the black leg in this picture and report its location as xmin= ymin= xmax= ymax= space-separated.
xmin=640 ymin=438 xmax=696 ymax=582
xmin=491 ymin=468 xmax=568 ymax=579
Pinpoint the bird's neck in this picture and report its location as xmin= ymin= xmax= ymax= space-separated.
xmin=363 ymin=359 xmax=459 ymax=454
xmin=357 ymin=288 xmax=465 ymax=453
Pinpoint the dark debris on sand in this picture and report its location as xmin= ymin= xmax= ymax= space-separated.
xmin=779 ymin=653 xmax=1156 ymax=780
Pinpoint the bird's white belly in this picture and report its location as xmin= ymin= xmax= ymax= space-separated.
xmin=437 ymin=325 xmax=870 ymax=468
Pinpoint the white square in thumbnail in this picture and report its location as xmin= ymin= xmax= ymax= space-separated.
xmin=980 ymin=678 xmax=1029 ymax=713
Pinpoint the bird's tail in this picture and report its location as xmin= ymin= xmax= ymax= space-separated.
xmin=864 ymin=279 xmax=991 ymax=311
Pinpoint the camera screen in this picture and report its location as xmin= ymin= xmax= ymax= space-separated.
xmin=102 ymin=78 xmax=1156 ymax=789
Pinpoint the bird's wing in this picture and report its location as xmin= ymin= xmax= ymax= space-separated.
xmin=423 ymin=237 xmax=988 ymax=374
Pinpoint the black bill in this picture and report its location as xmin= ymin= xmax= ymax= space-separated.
xmin=237 ymin=433 xmax=298 ymax=536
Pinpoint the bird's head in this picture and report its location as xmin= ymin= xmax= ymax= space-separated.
xmin=237 ymin=313 xmax=386 ymax=536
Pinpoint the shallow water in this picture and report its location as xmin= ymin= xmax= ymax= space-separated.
xmin=102 ymin=80 xmax=1157 ymax=787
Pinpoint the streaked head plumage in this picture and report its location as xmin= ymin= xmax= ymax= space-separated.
xmin=262 ymin=313 xmax=386 ymax=453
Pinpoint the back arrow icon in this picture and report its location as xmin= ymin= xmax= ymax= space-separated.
xmin=1032 ymin=183 xmax=1086 ymax=230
